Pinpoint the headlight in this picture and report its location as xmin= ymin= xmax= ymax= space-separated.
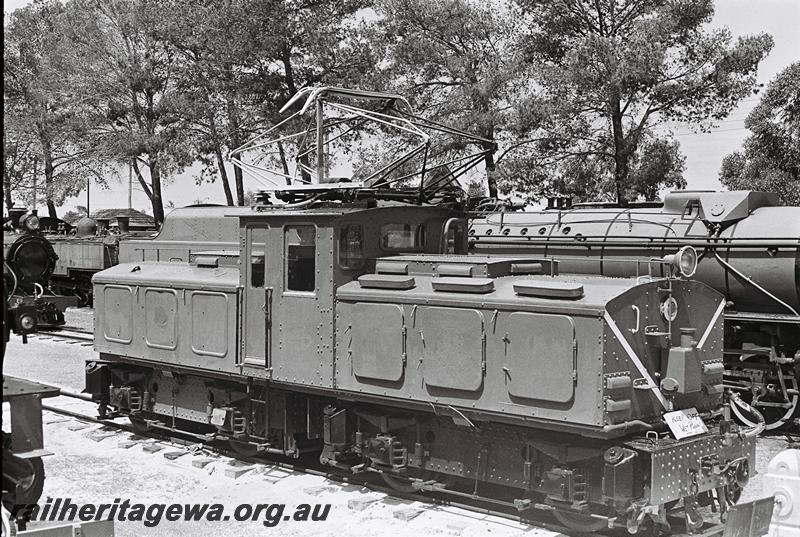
xmin=664 ymin=245 xmax=698 ymax=278
xmin=677 ymin=245 xmax=698 ymax=277
xmin=21 ymin=213 xmax=40 ymax=231
xmin=661 ymin=297 xmax=678 ymax=321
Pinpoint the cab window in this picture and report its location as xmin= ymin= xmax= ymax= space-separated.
xmin=285 ymin=225 xmax=316 ymax=292
xmin=249 ymin=227 xmax=267 ymax=287
xmin=338 ymin=223 xmax=364 ymax=270
xmin=380 ymin=223 xmax=426 ymax=251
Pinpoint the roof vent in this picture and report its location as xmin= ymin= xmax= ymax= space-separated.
xmin=436 ymin=264 xmax=473 ymax=277
xmin=358 ymin=274 xmax=415 ymax=290
xmin=514 ymin=280 xmax=584 ymax=299
xmin=432 ymin=277 xmax=494 ymax=294
xmin=510 ymin=262 xmax=542 ymax=275
xmin=195 ymin=256 xmax=219 ymax=268
xmin=375 ymin=261 xmax=409 ymax=275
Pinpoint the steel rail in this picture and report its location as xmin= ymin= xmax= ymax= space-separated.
xmin=38 ymin=394 xmax=741 ymax=537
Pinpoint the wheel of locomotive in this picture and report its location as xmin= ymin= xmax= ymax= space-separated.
xmin=379 ymin=468 xmax=445 ymax=494
xmin=552 ymin=510 xmax=608 ymax=533
xmin=228 ymin=439 xmax=261 ymax=458
xmin=730 ymin=362 xmax=799 ymax=430
xmin=128 ymin=415 xmax=149 ymax=433
xmin=380 ymin=472 xmax=419 ymax=493
xmin=2 ymin=457 xmax=46 ymax=513
xmin=75 ymin=289 xmax=90 ymax=308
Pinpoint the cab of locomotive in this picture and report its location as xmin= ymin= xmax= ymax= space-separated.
xmin=236 ymin=202 xmax=466 ymax=377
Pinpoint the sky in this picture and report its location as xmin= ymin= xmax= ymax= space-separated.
xmin=4 ymin=0 xmax=799 ymax=216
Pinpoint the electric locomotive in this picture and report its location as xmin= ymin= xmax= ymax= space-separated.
xmin=85 ymin=192 xmax=758 ymax=533
xmin=83 ymin=88 xmax=763 ymax=535
xmin=470 ymin=193 xmax=800 ymax=431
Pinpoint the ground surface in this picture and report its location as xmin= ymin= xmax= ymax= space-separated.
xmin=1 ymin=308 xmax=795 ymax=536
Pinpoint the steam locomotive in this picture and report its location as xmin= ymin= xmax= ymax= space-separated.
xmin=3 ymin=207 xmax=78 ymax=336
xmin=469 ymin=192 xmax=800 ymax=431
xmin=83 ymin=88 xmax=762 ymax=535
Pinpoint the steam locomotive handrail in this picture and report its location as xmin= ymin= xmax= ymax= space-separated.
xmin=711 ymin=250 xmax=799 ymax=317
xmin=470 ymin=238 xmax=800 ymax=248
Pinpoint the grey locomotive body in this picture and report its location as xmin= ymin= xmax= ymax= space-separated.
xmin=470 ymin=191 xmax=800 ymax=430
xmin=85 ymin=199 xmax=756 ymax=533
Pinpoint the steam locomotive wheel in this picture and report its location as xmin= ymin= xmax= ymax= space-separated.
xmin=2 ymin=457 xmax=46 ymax=512
xmin=730 ymin=369 xmax=799 ymax=430
xmin=552 ymin=510 xmax=607 ymax=532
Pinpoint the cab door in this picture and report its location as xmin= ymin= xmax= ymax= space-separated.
xmin=265 ymin=223 xmax=334 ymax=388
xmin=242 ymin=225 xmax=270 ymax=367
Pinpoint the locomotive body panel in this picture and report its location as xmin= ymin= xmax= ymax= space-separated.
xmin=93 ymin=262 xmax=240 ymax=373
xmin=118 ymin=206 xmax=241 ymax=264
xmin=336 ymin=265 xmax=725 ymax=434
xmin=50 ymin=240 xmax=109 ymax=277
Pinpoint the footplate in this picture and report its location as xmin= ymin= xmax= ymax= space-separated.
xmin=625 ymin=429 xmax=755 ymax=505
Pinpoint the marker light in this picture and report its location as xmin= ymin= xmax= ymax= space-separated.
xmin=664 ymin=245 xmax=698 ymax=278
xmin=661 ymin=297 xmax=679 ymax=322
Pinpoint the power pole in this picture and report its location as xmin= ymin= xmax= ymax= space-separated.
xmin=128 ymin=163 xmax=133 ymax=209
xmin=86 ymin=176 xmax=90 ymax=215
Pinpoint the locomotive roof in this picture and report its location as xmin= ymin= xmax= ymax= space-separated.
xmin=233 ymin=200 xmax=452 ymax=219
xmin=337 ymin=272 xmax=646 ymax=316
xmin=92 ymin=261 xmax=239 ymax=292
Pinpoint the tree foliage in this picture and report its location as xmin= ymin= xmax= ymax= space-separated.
xmin=375 ymin=0 xmax=533 ymax=197
xmin=3 ymin=0 xmax=778 ymax=216
xmin=719 ymin=62 xmax=800 ymax=204
xmin=4 ymin=0 xmax=109 ymax=217
xmin=513 ymin=0 xmax=773 ymax=204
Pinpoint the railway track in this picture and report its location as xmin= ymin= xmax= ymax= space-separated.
xmin=37 ymin=389 xmax=742 ymax=537
xmin=40 ymin=390 xmax=588 ymax=536
xmin=32 ymin=326 xmax=93 ymax=345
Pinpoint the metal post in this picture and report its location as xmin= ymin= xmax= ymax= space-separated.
xmin=32 ymin=157 xmax=38 ymax=211
xmin=316 ymin=98 xmax=324 ymax=184
xmin=128 ymin=163 xmax=133 ymax=209
xmin=87 ymin=176 xmax=90 ymax=215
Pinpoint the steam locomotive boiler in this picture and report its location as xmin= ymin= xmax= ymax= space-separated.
xmin=470 ymin=191 xmax=800 ymax=431
xmin=83 ymin=88 xmax=763 ymax=534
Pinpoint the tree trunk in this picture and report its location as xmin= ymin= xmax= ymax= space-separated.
xmin=225 ymin=99 xmax=245 ymax=206
xmin=148 ymin=156 xmax=165 ymax=226
xmin=209 ymin=116 xmax=234 ymax=206
xmin=277 ymin=140 xmax=291 ymax=185
xmin=215 ymin=149 xmax=235 ymax=206
xmin=483 ymin=141 xmax=498 ymax=199
xmin=3 ymin=171 xmax=13 ymax=210
xmin=40 ymin=133 xmax=58 ymax=218
xmin=610 ymin=98 xmax=629 ymax=207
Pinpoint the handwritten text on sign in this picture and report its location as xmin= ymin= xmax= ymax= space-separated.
xmin=664 ymin=407 xmax=708 ymax=440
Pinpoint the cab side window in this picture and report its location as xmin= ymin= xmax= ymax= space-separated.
xmin=285 ymin=225 xmax=316 ymax=292
xmin=338 ymin=223 xmax=364 ymax=270
xmin=249 ymin=227 xmax=267 ymax=288
xmin=380 ymin=223 xmax=426 ymax=251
